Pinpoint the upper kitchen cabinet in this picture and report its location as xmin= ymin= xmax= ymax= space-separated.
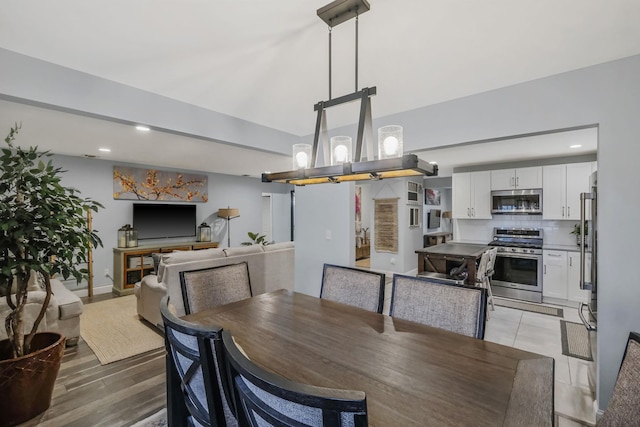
xmin=452 ymin=171 xmax=492 ymax=219
xmin=543 ymin=162 xmax=594 ymax=220
xmin=491 ymin=166 xmax=543 ymax=191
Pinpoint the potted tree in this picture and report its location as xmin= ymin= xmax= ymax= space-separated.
xmin=0 ymin=125 xmax=102 ymax=426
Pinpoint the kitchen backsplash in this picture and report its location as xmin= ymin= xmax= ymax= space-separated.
xmin=453 ymin=216 xmax=581 ymax=246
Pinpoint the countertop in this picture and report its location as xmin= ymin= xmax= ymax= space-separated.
xmin=416 ymin=243 xmax=489 ymax=257
xmin=543 ymin=244 xmax=592 ymax=253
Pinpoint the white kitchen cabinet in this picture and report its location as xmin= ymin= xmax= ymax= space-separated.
xmin=491 ymin=166 xmax=542 ymax=190
xmin=543 ymin=162 xmax=593 ymax=220
xmin=452 ymin=171 xmax=492 ymax=219
xmin=543 ymin=250 xmax=568 ymax=299
xmin=567 ymin=251 xmax=591 ymax=303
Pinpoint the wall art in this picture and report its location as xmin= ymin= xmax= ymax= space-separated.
xmin=113 ymin=166 xmax=208 ymax=202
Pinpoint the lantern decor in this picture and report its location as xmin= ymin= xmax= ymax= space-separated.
xmin=117 ymin=224 xmax=138 ymax=248
xmin=197 ymin=222 xmax=212 ymax=242
xmin=378 ymin=125 xmax=403 ymax=159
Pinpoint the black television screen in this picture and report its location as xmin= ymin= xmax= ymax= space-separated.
xmin=133 ymin=203 xmax=197 ymax=240
xmin=428 ymin=209 xmax=441 ymax=229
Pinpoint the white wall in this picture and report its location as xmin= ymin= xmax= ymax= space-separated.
xmin=294 ymin=183 xmax=354 ymax=297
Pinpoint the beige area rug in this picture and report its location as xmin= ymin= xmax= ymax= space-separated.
xmin=560 ymin=320 xmax=593 ymax=361
xmin=493 ymin=297 xmax=564 ymax=318
xmin=80 ymin=294 xmax=164 ymax=365
xmin=131 ymin=408 xmax=167 ymax=427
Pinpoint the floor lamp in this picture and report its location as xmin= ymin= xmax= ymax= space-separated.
xmin=218 ymin=207 xmax=240 ymax=247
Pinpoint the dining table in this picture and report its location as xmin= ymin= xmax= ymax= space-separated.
xmin=183 ymin=289 xmax=554 ymax=426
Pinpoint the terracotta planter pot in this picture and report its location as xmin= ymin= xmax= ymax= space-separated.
xmin=0 ymin=332 xmax=66 ymax=427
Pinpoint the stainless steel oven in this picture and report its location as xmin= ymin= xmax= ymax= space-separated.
xmin=488 ymin=228 xmax=544 ymax=303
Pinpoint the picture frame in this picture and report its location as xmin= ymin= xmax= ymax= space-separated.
xmin=424 ymin=188 xmax=441 ymax=205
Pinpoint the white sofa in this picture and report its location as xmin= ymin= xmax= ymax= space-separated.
xmin=0 ymin=277 xmax=83 ymax=346
xmin=135 ymin=241 xmax=295 ymax=328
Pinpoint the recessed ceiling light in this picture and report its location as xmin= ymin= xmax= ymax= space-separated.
xmin=135 ymin=125 xmax=151 ymax=132
xmin=99 ymin=148 xmax=111 ymax=152
xmin=570 ymin=144 xmax=582 ymax=149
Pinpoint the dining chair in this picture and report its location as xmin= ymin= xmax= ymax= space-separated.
xmin=598 ymin=331 xmax=640 ymax=426
xmin=475 ymin=248 xmax=497 ymax=311
xmin=221 ymin=330 xmax=368 ymax=426
xmin=320 ymin=263 xmax=386 ymax=313
xmin=180 ymin=262 xmax=252 ymax=315
xmin=390 ymin=274 xmax=487 ymax=339
xmin=160 ymin=296 xmax=238 ymax=427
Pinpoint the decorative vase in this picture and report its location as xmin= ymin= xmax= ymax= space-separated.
xmin=0 ymin=332 xmax=66 ymax=426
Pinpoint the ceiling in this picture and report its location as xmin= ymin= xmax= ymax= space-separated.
xmin=1 ymin=0 xmax=636 ymax=177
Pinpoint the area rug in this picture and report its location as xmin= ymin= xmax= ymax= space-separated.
xmin=80 ymin=294 xmax=164 ymax=365
xmin=131 ymin=408 xmax=167 ymax=427
xmin=560 ymin=320 xmax=593 ymax=361
xmin=493 ymin=297 xmax=564 ymax=318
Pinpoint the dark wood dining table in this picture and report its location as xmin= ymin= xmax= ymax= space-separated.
xmin=183 ymin=289 xmax=554 ymax=426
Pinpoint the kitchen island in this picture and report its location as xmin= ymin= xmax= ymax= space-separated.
xmin=416 ymin=243 xmax=489 ymax=285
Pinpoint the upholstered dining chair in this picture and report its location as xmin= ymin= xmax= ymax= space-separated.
xmin=320 ymin=263 xmax=386 ymax=313
xmin=221 ymin=330 xmax=368 ymax=426
xmin=160 ymin=296 xmax=238 ymax=427
xmin=390 ymin=274 xmax=487 ymax=339
xmin=475 ymin=248 xmax=497 ymax=311
xmin=180 ymin=262 xmax=252 ymax=315
xmin=598 ymin=331 xmax=640 ymax=426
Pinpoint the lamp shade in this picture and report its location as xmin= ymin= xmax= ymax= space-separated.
xmin=218 ymin=208 xmax=240 ymax=219
xmin=292 ymin=144 xmax=312 ymax=169
xmin=330 ymin=136 xmax=352 ymax=165
xmin=378 ymin=125 xmax=403 ymax=159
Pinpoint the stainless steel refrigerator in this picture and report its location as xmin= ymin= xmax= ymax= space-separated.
xmin=579 ymin=171 xmax=597 ymax=398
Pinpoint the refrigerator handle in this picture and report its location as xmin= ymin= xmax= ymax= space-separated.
xmin=580 ymin=192 xmax=594 ymax=290
xmin=579 ymin=302 xmax=597 ymax=331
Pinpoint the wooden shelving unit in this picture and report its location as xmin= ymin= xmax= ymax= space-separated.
xmin=113 ymin=241 xmax=219 ymax=296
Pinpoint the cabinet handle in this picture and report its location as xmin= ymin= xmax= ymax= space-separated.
xmin=562 ymin=206 xmax=565 ymax=217
xmin=569 ymin=257 xmax=573 ymax=267
xmin=467 ymin=207 xmax=470 ymax=217
xmin=472 ymin=208 xmax=475 ymax=217
xmin=548 ymin=253 xmax=562 ymax=257
xmin=568 ymin=206 xmax=571 ymax=217
xmin=516 ymin=177 xmax=519 ymax=187
xmin=544 ymin=265 xmax=547 ymax=274
xmin=511 ymin=177 xmax=514 ymax=187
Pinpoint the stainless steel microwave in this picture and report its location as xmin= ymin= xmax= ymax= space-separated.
xmin=491 ymin=189 xmax=542 ymax=214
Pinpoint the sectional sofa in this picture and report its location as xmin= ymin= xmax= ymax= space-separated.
xmin=135 ymin=241 xmax=295 ymax=328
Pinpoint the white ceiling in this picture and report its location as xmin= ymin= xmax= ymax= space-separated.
xmin=1 ymin=0 xmax=636 ymax=176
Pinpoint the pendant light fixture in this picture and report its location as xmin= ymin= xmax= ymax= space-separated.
xmin=262 ymin=0 xmax=437 ymax=186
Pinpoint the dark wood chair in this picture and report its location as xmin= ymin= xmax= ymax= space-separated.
xmin=320 ymin=263 xmax=385 ymax=313
xmin=598 ymin=331 xmax=640 ymax=426
xmin=390 ymin=274 xmax=487 ymax=339
xmin=180 ymin=262 xmax=252 ymax=315
xmin=160 ymin=296 xmax=238 ymax=427
xmin=221 ymin=330 xmax=368 ymax=426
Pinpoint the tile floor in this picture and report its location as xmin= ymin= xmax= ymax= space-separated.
xmin=381 ymin=283 xmax=597 ymax=426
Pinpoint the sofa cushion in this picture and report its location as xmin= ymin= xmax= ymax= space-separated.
xmin=262 ymin=241 xmax=295 ymax=252
xmin=223 ymin=245 xmax=264 ymax=257
xmin=162 ymin=248 xmax=226 ymax=265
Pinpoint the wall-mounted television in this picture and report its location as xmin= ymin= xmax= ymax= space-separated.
xmin=133 ymin=203 xmax=197 ymax=240
xmin=427 ymin=209 xmax=441 ymax=229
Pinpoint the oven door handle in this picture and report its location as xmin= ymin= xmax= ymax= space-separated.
xmin=496 ymin=252 xmax=541 ymax=260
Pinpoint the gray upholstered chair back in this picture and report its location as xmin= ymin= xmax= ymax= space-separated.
xmin=160 ymin=296 xmax=237 ymax=427
xmin=222 ymin=330 xmax=368 ymax=426
xmin=390 ymin=274 xmax=487 ymax=339
xmin=598 ymin=332 xmax=640 ymax=426
xmin=180 ymin=262 xmax=252 ymax=315
xmin=320 ymin=264 xmax=385 ymax=313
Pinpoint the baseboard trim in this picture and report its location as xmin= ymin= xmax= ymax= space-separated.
xmin=73 ymin=285 xmax=113 ymax=298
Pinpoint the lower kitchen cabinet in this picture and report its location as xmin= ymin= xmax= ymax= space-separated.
xmin=543 ymin=249 xmax=592 ymax=302
xmin=567 ymin=251 xmax=591 ymax=303
xmin=543 ymin=250 xmax=567 ymax=299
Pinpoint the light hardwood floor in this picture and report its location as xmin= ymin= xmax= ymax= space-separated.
xmin=19 ymin=294 xmax=166 ymax=427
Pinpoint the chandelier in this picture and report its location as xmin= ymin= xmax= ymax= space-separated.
xmin=262 ymin=0 xmax=437 ymax=186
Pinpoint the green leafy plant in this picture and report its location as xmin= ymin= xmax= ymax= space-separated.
xmin=241 ymin=231 xmax=270 ymax=246
xmin=570 ymin=223 xmax=588 ymax=236
xmin=0 ymin=125 xmax=103 ymax=358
